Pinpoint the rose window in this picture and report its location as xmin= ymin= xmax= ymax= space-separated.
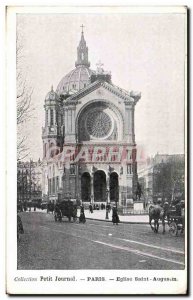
xmin=86 ymin=111 xmax=112 ymax=138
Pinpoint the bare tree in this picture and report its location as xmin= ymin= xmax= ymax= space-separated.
xmin=17 ymin=30 xmax=34 ymax=160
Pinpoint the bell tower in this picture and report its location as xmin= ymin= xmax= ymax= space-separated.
xmin=42 ymin=86 xmax=63 ymax=160
xmin=75 ymin=25 xmax=90 ymax=68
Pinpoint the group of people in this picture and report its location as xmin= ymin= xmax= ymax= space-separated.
xmin=88 ymin=203 xmax=107 ymax=212
xmin=88 ymin=202 xmax=119 ymax=225
xmin=17 ymin=202 xmax=38 ymax=213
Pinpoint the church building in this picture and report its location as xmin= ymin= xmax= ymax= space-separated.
xmin=42 ymin=27 xmax=141 ymax=206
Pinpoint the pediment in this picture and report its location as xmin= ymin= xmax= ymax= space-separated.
xmin=65 ymin=80 xmax=141 ymax=105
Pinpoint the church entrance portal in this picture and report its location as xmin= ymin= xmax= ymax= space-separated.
xmin=110 ymin=172 xmax=119 ymax=203
xmin=81 ymin=172 xmax=91 ymax=202
xmin=94 ymin=170 xmax=106 ymax=202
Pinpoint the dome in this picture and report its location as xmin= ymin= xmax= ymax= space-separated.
xmin=45 ymin=87 xmax=59 ymax=101
xmin=56 ymin=65 xmax=95 ymax=96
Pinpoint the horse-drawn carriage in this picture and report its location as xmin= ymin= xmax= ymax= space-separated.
xmin=149 ymin=200 xmax=185 ymax=236
xmin=54 ymin=200 xmax=77 ymax=222
xmin=167 ymin=203 xmax=185 ymax=236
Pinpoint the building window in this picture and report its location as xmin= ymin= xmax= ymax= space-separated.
xmin=56 ymin=176 xmax=59 ymax=191
xmin=44 ymin=143 xmax=47 ymax=158
xmin=48 ymin=178 xmax=51 ymax=194
xmin=46 ymin=110 xmax=48 ymax=124
xmin=70 ymin=164 xmax=76 ymax=175
xmin=50 ymin=109 xmax=54 ymax=125
xmin=56 ymin=111 xmax=58 ymax=125
xmin=52 ymin=177 xmax=55 ymax=194
xmin=50 ymin=143 xmax=54 ymax=158
xmin=127 ymin=164 xmax=132 ymax=174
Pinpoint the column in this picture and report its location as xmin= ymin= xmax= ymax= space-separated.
xmin=124 ymin=103 xmax=133 ymax=143
xmin=118 ymin=174 xmax=122 ymax=206
xmin=106 ymin=174 xmax=110 ymax=203
xmin=71 ymin=108 xmax=76 ymax=136
xmin=64 ymin=109 xmax=68 ymax=134
xmin=132 ymin=107 xmax=135 ymax=144
xmin=53 ymin=109 xmax=56 ymax=126
xmin=90 ymin=174 xmax=94 ymax=204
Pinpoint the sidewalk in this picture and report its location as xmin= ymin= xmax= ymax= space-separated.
xmin=32 ymin=208 xmax=149 ymax=224
xmin=84 ymin=209 xmax=149 ymax=224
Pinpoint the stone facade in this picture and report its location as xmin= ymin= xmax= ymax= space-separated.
xmin=42 ymin=30 xmax=141 ymax=206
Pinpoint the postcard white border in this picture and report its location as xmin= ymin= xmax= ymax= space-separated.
xmin=6 ymin=5 xmax=187 ymax=295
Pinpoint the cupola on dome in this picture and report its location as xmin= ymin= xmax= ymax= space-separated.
xmin=45 ymin=86 xmax=59 ymax=101
xmin=56 ymin=28 xmax=95 ymax=96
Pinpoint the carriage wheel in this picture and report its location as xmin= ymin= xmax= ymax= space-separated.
xmin=169 ymin=222 xmax=178 ymax=236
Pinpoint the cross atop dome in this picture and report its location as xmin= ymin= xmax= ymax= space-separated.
xmin=80 ymin=24 xmax=84 ymax=34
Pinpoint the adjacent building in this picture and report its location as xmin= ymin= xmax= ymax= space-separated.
xmin=138 ymin=154 xmax=185 ymax=204
xmin=17 ymin=159 xmax=42 ymax=204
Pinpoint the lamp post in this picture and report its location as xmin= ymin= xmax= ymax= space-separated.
xmin=105 ymin=189 xmax=109 ymax=220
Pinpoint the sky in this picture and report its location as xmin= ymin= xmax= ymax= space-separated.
xmin=17 ymin=11 xmax=186 ymax=161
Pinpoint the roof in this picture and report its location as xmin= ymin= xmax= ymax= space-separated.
xmin=56 ymin=65 xmax=95 ymax=96
xmin=45 ymin=86 xmax=59 ymax=101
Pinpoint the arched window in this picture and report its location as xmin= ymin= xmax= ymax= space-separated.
xmin=56 ymin=176 xmax=59 ymax=191
xmin=50 ymin=142 xmax=54 ymax=158
xmin=50 ymin=109 xmax=54 ymax=125
xmin=44 ymin=143 xmax=47 ymax=158
xmin=56 ymin=111 xmax=58 ymax=125
xmin=46 ymin=110 xmax=48 ymax=124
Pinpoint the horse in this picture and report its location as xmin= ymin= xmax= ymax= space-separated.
xmin=47 ymin=202 xmax=55 ymax=214
xmin=148 ymin=203 xmax=167 ymax=234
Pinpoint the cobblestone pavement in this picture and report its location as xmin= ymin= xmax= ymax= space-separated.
xmin=17 ymin=212 xmax=185 ymax=270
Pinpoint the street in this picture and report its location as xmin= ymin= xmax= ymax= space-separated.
xmin=17 ymin=212 xmax=185 ymax=270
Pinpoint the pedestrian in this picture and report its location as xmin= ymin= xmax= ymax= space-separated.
xmin=175 ymin=200 xmax=182 ymax=216
xmin=79 ymin=205 xmax=86 ymax=223
xmin=24 ymin=202 xmax=27 ymax=212
xmin=89 ymin=203 xmax=92 ymax=213
xmin=112 ymin=206 xmax=119 ymax=225
xmin=17 ymin=214 xmax=24 ymax=240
